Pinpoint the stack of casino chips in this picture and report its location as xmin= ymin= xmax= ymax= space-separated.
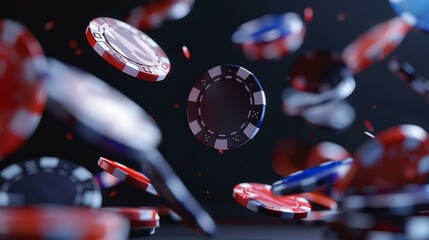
xmin=282 ymin=50 xmax=356 ymax=130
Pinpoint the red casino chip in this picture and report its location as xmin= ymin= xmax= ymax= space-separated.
xmin=0 ymin=19 xmax=47 ymax=159
xmin=0 ymin=206 xmax=129 ymax=239
xmin=102 ymin=207 xmax=160 ymax=228
xmin=232 ymin=183 xmax=311 ymax=219
xmin=98 ymin=157 xmax=158 ymax=196
xmin=306 ymin=141 xmax=351 ymax=168
xmin=342 ymin=15 xmax=414 ymax=74
xmin=335 ymin=124 xmax=429 ymax=195
xmin=86 ymin=17 xmax=170 ymax=81
xmin=271 ymin=138 xmax=310 ymax=176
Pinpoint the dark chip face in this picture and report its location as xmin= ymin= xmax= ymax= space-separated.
xmin=0 ymin=157 xmax=101 ymax=207
xmin=187 ymin=65 xmax=266 ymax=150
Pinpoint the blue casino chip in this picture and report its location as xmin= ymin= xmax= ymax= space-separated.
xmin=232 ymin=12 xmax=304 ymax=44
xmin=271 ymin=158 xmax=353 ymax=196
xmin=389 ymin=0 xmax=429 ymax=31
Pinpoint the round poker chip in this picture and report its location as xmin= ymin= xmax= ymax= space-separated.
xmin=232 ymin=13 xmax=305 ymax=44
xmin=103 ymin=207 xmax=160 ymax=228
xmin=42 ymin=58 xmax=162 ymax=153
xmin=0 ymin=206 xmax=129 ymax=239
xmin=232 ymin=183 xmax=311 ymax=219
xmin=341 ymin=185 xmax=429 ymax=216
xmin=98 ymin=157 xmax=158 ymax=196
xmin=342 ymin=15 xmax=415 ymax=74
xmin=389 ymin=0 xmax=429 ymax=32
xmin=187 ymin=65 xmax=266 ymax=150
xmin=271 ymin=158 xmax=353 ymax=196
xmin=86 ymin=17 xmax=170 ymax=81
xmin=0 ymin=157 xmax=102 ymax=208
xmin=335 ymin=124 xmax=429 ymax=195
xmin=0 ymin=19 xmax=47 ymax=159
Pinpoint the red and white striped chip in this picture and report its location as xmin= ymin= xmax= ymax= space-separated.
xmin=0 ymin=19 xmax=47 ymax=159
xmin=98 ymin=157 xmax=158 ymax=196
xmin=232 ymin=183 xmax=311 ymax=219
xmin=342 ymin=14 xmax=415 ymax=74
xmin=86 ymin=17 xmax=170 ymax=81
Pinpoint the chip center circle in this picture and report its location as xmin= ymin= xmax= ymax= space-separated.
xmin=200 ymin=76 xmax=251 ymax=135
xmin=104 ymin=26 xmax=159 ymax=66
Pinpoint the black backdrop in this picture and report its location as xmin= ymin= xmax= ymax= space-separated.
xmin=1 ymin=0 xmax=429 ymax=219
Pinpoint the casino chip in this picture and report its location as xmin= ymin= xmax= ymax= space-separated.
xmin=0 ymin=157 xmax=102 ymax=208
xmin=335 ymin=124 xmax=429 ymax=195
xmin=0 ymin=19 xmax=47 ymax=159
xmin=342 ymin=14 xmax=415 ymax=74
xmin=232 ymin=13 xmax=305 ymax=61
xmin=187 ymin=65 xmax=266 ymax=150
xmin=43 ymin=59 xmax=216 ymax=236
xmin=232 ymin=183 xmax=311 ymax=219
xmin=388 ymin=57 xmax=429 ymax=102
xmin=98 ymin=157 xmax=158 ymax=196
xmin=0 ymin=206 xmax=129 ymax=239
xmin=389 ymin=0 xmax=429 ymax=32
xmin=86 ymin=17 xmax=170 ymax=81
xmin=271 ymin=158 xmax=353 ymax=196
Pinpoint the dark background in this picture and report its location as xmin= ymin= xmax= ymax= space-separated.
xmin=1 ymin=0 xmax=429 ymax=220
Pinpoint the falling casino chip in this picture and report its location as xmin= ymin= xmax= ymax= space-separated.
xmin=86 ymin=17 xmax=170 ymax=81
xmin=271 ymin=158 xmax=353 ymax=196
xmin=232 ymin=183 xmax=312 ymax=219
xmin=187 ymin=65 xmax=266 ymax=150
xmin=0 ymin=19 xmax=47 ymax=159
xmin=342 ymin=15 xmax=415 ymax=74
xmin=0 ymin=157 xmax=102 ymax=208
xmin=98 ymin=157 xmax=158 ymax=196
